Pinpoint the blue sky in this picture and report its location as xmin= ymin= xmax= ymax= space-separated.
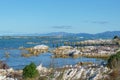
xmin=0 ymin=0 xmax=120 ymax=34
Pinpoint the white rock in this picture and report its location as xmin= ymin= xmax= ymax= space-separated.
xmin=34 ymin=45 xmax=48 ymax=49
xmin=36 ymin=64 xmax=48 ymax=73
xmin=93 ymin=73 xmax=103 ymax=80
xmin=0 ymin=75 xmax=6 ymax=80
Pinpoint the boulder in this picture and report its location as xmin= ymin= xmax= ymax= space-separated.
xmin=36 ymin=64 xmax=49 ymax=74
xmin=0 ymin=61 xmax=9 ymax=69
xmin=53 ymin=46 xmax=81 ymax=57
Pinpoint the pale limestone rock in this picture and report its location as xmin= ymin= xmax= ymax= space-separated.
xmin=36 ymin=64 xmax=48 ymax=74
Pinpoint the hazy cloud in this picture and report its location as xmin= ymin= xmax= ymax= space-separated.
xmin=52 ymin=26 xmax=72 ymax=29
xmin=92 ymin=21 xmax=109 ymax=24
xmin=83 ymin=20 xmax=109 ymax=24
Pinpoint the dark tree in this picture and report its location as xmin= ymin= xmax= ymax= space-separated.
xmin=114 ymin=36 xmax=119 ymax=39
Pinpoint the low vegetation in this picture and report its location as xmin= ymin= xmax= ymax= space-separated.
xmin=107 ymin=51 xmax=120 ymax=69
xmin=23 ymin=62 xmax=39 ymax=80
xmin=105 ymin=51 xmax=120 ymax=80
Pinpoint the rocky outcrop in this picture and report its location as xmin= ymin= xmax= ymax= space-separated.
xmin=36 ymin=64 xmax=51 ymax=75
xmin=22 ymin=45 xmax=49 ymax=57
xmin=53 ymin=46 xmax=73 ymax=54
xmin=0 ymin=68 xmax=22 ymax=80
xmin=53 ymin=64 xmax=111 ymax=80
xmin=53 ymin=45 xmax=118 ymax=58
xmin=0 ymin=61 xmax=22 ymax=80
xmin=53 ymin=46 xmax=81 ymax=58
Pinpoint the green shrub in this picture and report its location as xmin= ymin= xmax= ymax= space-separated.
xmin=23 ymin=62 xmax=39 ymax=79
xmin=107 ymin=51 xmax=120 ymax=69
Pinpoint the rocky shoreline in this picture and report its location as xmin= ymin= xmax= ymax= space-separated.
xmin=0 ymin=62 xmax=114 ymax=80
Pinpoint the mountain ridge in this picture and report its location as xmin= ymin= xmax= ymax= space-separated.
xmin=0 ymin=31 xmax=120 ymax=39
